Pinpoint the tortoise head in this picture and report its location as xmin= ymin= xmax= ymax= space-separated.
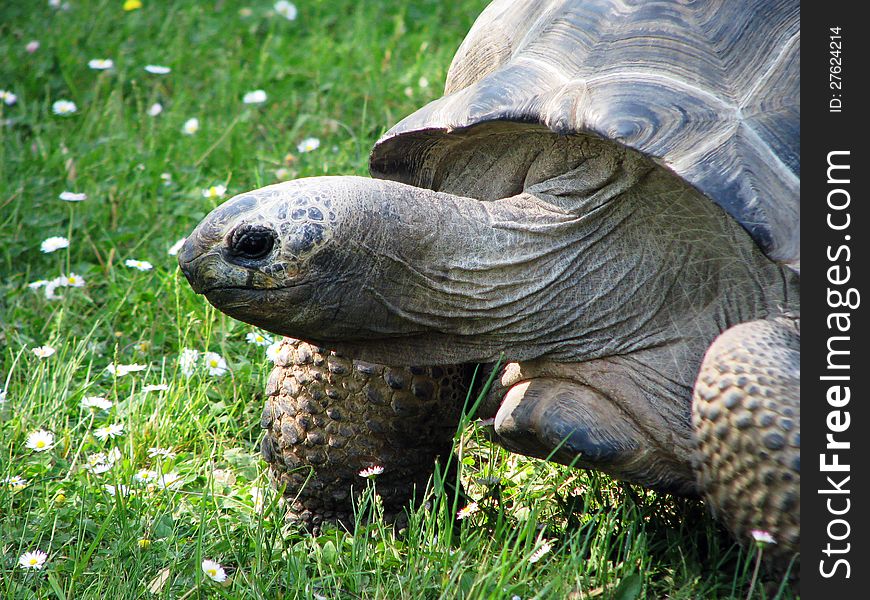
xmin=178 ymin=177 xmax=367 ymax=342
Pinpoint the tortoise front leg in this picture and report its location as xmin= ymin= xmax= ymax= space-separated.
xmin=692 ymin=316 xmax=800 ymax=565
xmin=260 ymin=339 xmax=470 ymax=530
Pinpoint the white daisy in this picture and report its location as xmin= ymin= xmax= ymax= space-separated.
xmin=142 ymin=384 xmax=169 ymax=393
xmin=201 ymin=559 xmax=227 ymax=582
xmin=5 ymin=475 xmax=28 ymax=490
xmin=107 ymin=363 xmax=147 ymax=377
xmin=202 ymin=352 xmax=228 ymax=376
xmin=32 ymin=345 xmax=56 ymax=359
xmin=418 ymin=76 xmax=429 ymax=89
xmin=265 ymin=340 xmax=287 ymax=364
xmin=179 ymin=348 xmax=199 ymax=376
xmin=59 ymin=272 xmax=86 ymax=287
xmin=125 ymin=259 xmax=153 ymax=271
xmin=18 ymin=550 xmax=48 ymax=570
xmin=26 ymin=429 xmax=55 ymax=452
xmin=182 ymin=117 xmax=199 ymax=135
xmin=528 ymin=541 xmax=552 ymax=564
xmin=0 ymin=90 xmax=17 ymax=106
xmin=52 ymin=100 xmax=77 ymax=116
xmin=147 ymin=446 xmax=176 ymax=459
xmin=59 ymin=191 xmax=87 ymax=201
xmin=243 ymin=89 xmax=267 ymax=105
xmin=0 ymin=388 xmax=6 ymax=404
xmin=40 ymin=236 xmax=69 ymax=253
xmin=81 ymin=396 xmax=113 ymax=410
xmin=147 ymin=102 xmax=163 ymax=117
xmin=93 ymin=423 xmax=124 ymax=441
xmin=104 ymin=483 xmax=131 ymax=496
xmin=156 ymin=471 xmax=183 ymax=489
xmin=26 ymin=40 xmax=40 ymax=53
xmin=83 ymin=452 xmax=114 ymax=474
xmin=297 ymin=137 xmax=320 ymax=153
xmin=456 ymin=502 xmax=479 ymax=520
xmin=28 ymin=280 xmax=49 ymax=289
xmin=358 ymin=465 xmax=384 ymax=478
xmin=44 ymin=279 xmax=62 ymax=300
xmin=160 ymin=172 xmax=173 ymax=186
xmin=201 ymin=185 xmax=227 ymax=199
xmin=144 ymin=65 xmax=171 ymax=75
xmin=246 ymin=331 xmax=273 ymax=346
xmin=168 ymin=237 xmax=186 ymax=256
xmin=88 ymin=58 xmax=114 ymax=70
xmin=751 ymin=529 xmax=776 ymax=545
xmin=134 ymin=469 xmax=159 ymax=483
xmin=274 ymin=1 xmax=297 ymax=20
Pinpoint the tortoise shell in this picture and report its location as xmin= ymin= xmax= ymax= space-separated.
xmin=370 ymin=0 xmax=799 ymax=263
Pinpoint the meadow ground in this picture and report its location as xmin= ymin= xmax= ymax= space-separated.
xmin=1 ymin=1 xmax=793 ymax=598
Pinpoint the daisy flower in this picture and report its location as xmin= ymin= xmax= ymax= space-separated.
xmin=142 ymin=384 xmax=169 ymax=393
xmin=88 ymin=58 xmax=114 ymax=70
xmin=274 ymin=1 xmax=297 ymax=20
xmin=201 ymin=559 xmax=227 ymax=583
xmin=81 ymin=395 xmax=113 ymax=410
xmin=44 ymin=279 xmax=62 ymax=300
xmin=18 ymin=550 xmax=48 ymax=570
xmin=529 ymin=541 xmax=552 ymax=564
xmin=418 ymin=76 xmax=430 ymax=89
xmin=202 ymin=352 xmax=228 ymax=376
xmin=107 ymin=363 xmax=147 ymax=376
xmin=125 ymin=259 xmax=153 ymax=271
xmin=246 ymin=331 xmax=273 ymax=346
xmin=751 ymin=529 xmax=777 ymax=545
xmin=93 ymin=423 xmax=124 ymax=441
xmin=26 ymin=429 xmax=55 ymax=452
xmin=182 ymin=117 xmax=199 ymax=135
xmin=26 ymin=40 xmax=40 ymax=53
xmin=52 ymin=100 xmax=77 ymax=116
xmin=59 ymin=191 xmax=87 ymax=202
xmin=83 ymin=451 xmax=116 ymax=474
xmin=105 ymin=483 xmax=131 ymax=496
xmin=160 ymin=172 xmax=173 ymax=186
xmin=0 ymin=90 xmax=17 ymax=106
xmin=179 ymin=348 xmax=199 ymax=376
xmin=144 ymin=64 xmax=171 ymax=75
xmin=32 ymin=345 xmax=56 ymax=359
xmin=28 ymin=279 xmax=49 ymax=290
xmin=0 ymin=388 xmax=6 ymax=404
xmin=456 ymin=502 xmax=479 ymax=520
xmin=147 ymin=102 xmax=163 ymax=116
xmin=168 ymin=237 xmax=186 ymax=255
xmin=4 ymin=475 xmax=28 ymax=490
xmin=201 ymin=185 xmax=227 ymax=199
xmin=134 ymin=469 xmax=158 ymax=484
xmin=40 ymin=236 xmax=69 ymax=253
xmin=358 ymin=465 xmax=384 ymax=478
xmin=156 ymin=471 xmax=183 ymax=490
xmin=265 ymin=340 xmax=286 ymax=364
xmin=297 ymin=137 xmax=320 ymax=153
xmin=243 ymin=90 xmax=267 ymax=104
xmin=59 ymin=272 xmax=86 ymax=287
xmin=147 ymin=446 xmax=176 ymax=459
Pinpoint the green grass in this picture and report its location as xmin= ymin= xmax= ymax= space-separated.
xmin=0 ymin=1 xmax=793 ymax=598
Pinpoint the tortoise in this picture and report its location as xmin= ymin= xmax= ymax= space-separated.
xmin=178 ymin=0 xmax=800 ymax=568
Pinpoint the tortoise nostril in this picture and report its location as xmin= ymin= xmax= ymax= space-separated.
xmin=229 ymin=225 xmax=275 ymax=260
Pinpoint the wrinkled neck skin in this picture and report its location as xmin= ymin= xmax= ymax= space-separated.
xmin=220 ymin=161 xmax=796 ymax=375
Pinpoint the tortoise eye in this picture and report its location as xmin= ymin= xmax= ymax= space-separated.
xmin=229 ymin=225 xmax=275 ymax=260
